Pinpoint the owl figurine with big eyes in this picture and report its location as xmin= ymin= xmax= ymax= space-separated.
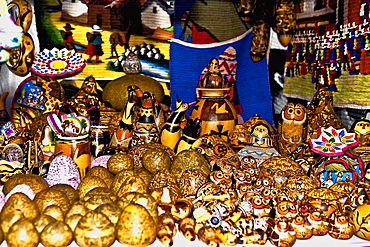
xmin=277 ymin=102 xmax=307 ymax=157
xmin=351 ymin=118 xmax=370 ymax=147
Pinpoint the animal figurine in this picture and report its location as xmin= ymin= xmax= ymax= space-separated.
xmin=277 ymin=102 xmax=307 ymax=157
xmin=329 ymin=210 xmax=354 ymax=239
xmin=307 ymin=209 xmax=329 ymax=236
xmin=291 ymin=214 xmax=313 ymax=240
xmin=115 ymin=85 xmax=140 ymax=143
xmin=179 ymin=217 xmax=196 ymax=241
xmin=159 ymin=97 xmax=190 ymax=150
xmin=269 ymin=217 xmax=296 ymax=247
xmin=174 ymin=118 xmax=202 ymax=154
xmin=130 ymin=91 xmax=159 ymax=147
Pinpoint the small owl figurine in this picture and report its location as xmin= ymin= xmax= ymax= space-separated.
xmin=277 ymin=102 xmax=307 ymax=157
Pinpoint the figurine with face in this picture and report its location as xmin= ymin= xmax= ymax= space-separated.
xmin=67 ymin=75 xmax=101 ymax=122
xmin=307 ymin=208 xmax=329 ymax=236
xmin=248 ymin=123 xmax=274 ymax=148
xmin=351 ymin=118 xmax=370 ymax=146
xmin=277 ymin=102 xmax=307 ymax=156
xmin=275 ymin=200 xmax=299 ymax=221
xmin=200 ymin=57 xmax=224 ymax=89
xmin=329 ymin=210 xmax=354 ymax=240
xmin=269 ymin=217 xmax=296 ymax=247
xmin=291 ymin=214 xmax=313 ymax=240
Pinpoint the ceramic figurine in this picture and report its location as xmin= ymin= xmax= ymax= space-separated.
xmin=306 ymin=208 xmax=330 ymax=236
xmin=273 ymin=0 xmax=296 ymax=46
xmin=306 ymin=87 xmax=344 ymax=140
xmin=174 ymin=118 xmax=202 ymax=154
xmin=159 ymin=97 xmax=190 ymax=150
xmin=277 ymin=102 xmax=307 ymax=157
xmin=189 ymin=57 xmax=237 ymax=143
xmin=200 ymin=58 xmax=224 ymax=89
xmin=130 ymin=92 xmax=159 ymax=147
xmin=269 ymin=217 xmax=296 ymax=247
xmin=291 ymin=214 xmax=313 ymax=240
xmin=238 ymin=114 xmax=280 ymax=165
xmin=275 ymin=200 xmax=299 ymax=221
xmin=329 ymin=210 xmax=354 ymax=240
xmin=67 ymin=75 xmax=102 ymax=124
xmin=179 ymin=217 xmax=197 ymax=241
xmin=112 ymin=85 xmax=140 ymax=147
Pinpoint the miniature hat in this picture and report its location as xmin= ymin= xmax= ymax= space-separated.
xmin=63 ymin=23 xmax=75 ymax=30
xmin=91 ymin=25 xmax=102 ymax=32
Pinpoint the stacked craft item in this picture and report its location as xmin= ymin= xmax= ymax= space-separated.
xmin=0 ymin=50 xmax=370 ymax=247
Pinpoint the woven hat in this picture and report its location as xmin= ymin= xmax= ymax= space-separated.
xmin=63 ymin=23 xmax=75 ymax=30
xmin=91 ymin=25 xmax=102 ymax=32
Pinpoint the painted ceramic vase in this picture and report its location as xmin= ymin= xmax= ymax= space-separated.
xmin=189 ymin=88 xmax=237 ymax=142
xmin=90 ymin=125 xmax=110 ymax=157
xmin=54 ymin=135 xmax=90 ymax=178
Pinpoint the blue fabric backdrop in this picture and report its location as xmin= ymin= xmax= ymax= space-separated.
xmin=169 ymin=31 xmax=274 ymax=125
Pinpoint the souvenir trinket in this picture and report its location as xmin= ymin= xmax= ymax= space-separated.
xmin=269 ymin=217 xmax=296 ymax=247
xmin=258 ymin=156 xmax=304 ymax=188
xmin=304 ymin=187 xmax=340 ymax=217
xmin=273 ymin=0 xmax=296 ymax=46
xmin=90 ymin=125 xmax=110 ymax=157
xmin=291 ymin=214 xmax=313 ymax=240
xmin=46 ymin=155 xmax=81 ymax=189
xmin=329 ymin=210 xmax=354 ymax=239
xmin=189 ymin=58 xmax=237 ymax=142
xmin=277 ymin=102 xmax=307 ymax=157
xmin=238 ymin=114 xmax=280 ymax=165
xmin=350 ymin=201 xmax=370 ymax=240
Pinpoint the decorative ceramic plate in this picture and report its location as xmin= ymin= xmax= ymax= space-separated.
xmin=30 ymin=47 xmax=85 ymax=77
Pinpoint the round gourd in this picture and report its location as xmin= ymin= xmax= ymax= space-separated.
xmin=77 ymin=175 xmax=107 ymax=199
xmin=107 ymin=152 xmax=134 ymax=174
xmin=3 ymin=174 xmax=49 ymax=195
xmin=49 ymin=184 xmax=79 ymax=203
xmin=34 ymin=188 xmax=71 ymax=214
xmin=6 ymin=218 xmax=39 ymax=247
xmin=102 ymin=74 xmax=164 ymax=111
xmin=94 ymin=203 xmax=122 ymax=226
xmin=1 ymin=192 xmax=39 ymax=222
xmin=111 ymin=169 xmax=135 ymax=194
xmin=74 ymin=211 xmax=116 ymax=247
xmin=142 ymin=148 xmax=172 ymax=174
xmin=117 ymin=175 xmax=148 ymax=197
xmin=40 ymin=221 xmax=73 ymax=247
xmin=171 ymin=149 xmax=210 ymax=183
xmin=116 ymin=203 xmax=157 ymax=246
xmin=43 ymin=205 xmax=64 ymax=221
xmin=33 ymin=215 xmax=57 ymax=234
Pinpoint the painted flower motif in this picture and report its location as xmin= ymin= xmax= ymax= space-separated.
xmin=31 ymin=47 xmax=85 ymax=77
xmin=309 ymin=126 xmax=358 ymax=156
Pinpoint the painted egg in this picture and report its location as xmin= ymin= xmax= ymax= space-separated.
xmin=2 ymin=174 xmax=49 ymax=196
xmin=107 ymin=152 xmax=134 ymax=174
xmin=179 ymin=168 xmax=208 ymax=198
xmin=46 ymin=113 xmax=63 ymax=135
xmin=90 ymin=155 xmax=111 ymax=169
xmin=46 ymin=155 xmax=81 ymax=189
